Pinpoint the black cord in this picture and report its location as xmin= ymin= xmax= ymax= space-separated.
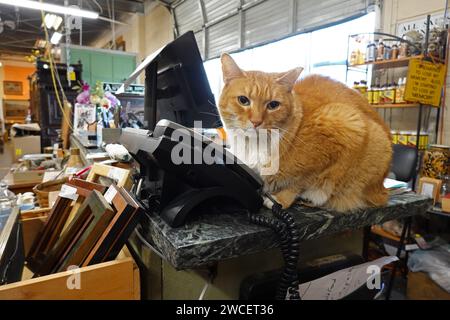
xmin=248 ymin=200 xmax=301 ymax=300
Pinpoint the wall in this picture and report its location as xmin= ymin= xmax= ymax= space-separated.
xmin=380 ymin=0 xmax=450 ymax=145
xmin=1 ymin=64 xmax=34 ymax=101
xmin=90 ymin=2 xmax=174 ymax=83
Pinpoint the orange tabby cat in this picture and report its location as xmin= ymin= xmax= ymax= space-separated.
xmin=219 ymin=53 xmax=392 ymax=211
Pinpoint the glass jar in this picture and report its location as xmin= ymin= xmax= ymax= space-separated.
xmin=440 ymin=175 xmax=450 ymax=199
xmin=0 ymin=182 xmax=17 ymax=214
xmin=421 ymin=145 xmax=450 ymax=179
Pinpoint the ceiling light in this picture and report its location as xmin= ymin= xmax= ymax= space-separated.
xmin=50 ymin=31 xmax=62 ymax=44
xmin=0 ymin=0 xmax=99 ymax=19
xmin=44 ymin=13 xmax=63 ymax=30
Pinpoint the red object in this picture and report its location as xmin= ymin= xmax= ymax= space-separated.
xmin=75 ymin=165 xmax=92 ymax=177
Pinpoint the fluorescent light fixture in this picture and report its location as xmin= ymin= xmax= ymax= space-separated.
xmin=44 ymin=13 xmax=63 ymax=30
xmin=50 ymin=31 xmax=62 ymax=44
xmin=0 ymin=0 xmax=99 ymax=19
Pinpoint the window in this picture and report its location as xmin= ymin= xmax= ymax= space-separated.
xmin=204 ymin=12 xmax=376 ymax=103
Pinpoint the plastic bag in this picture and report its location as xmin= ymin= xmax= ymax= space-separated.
xmin=408 ymin=241 xmax=450 ymax=293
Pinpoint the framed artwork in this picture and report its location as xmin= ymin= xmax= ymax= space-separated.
xmin=3 ymin=81 xmax=23 ymax=95
xmin=417 ymin=177 xmax=442 ymax=204
xmin=73 ymin=103 xmax=97 ymax=135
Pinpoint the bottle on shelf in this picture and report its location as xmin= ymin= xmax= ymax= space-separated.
xmin=383 ymin=45 xmax=392 ymax=60
xmin=367 ymin=86 xmax=374 ymax=104
xmin=384 ymin=83 xmax=396 ymax=104
xmin=376 ymin=39 xmax=385 ymax=61
xmin=372 ymin=83 xmax=380 ymax=105
xmin=350 ymin=50 xmax=358 ymax=65
xmin=398 ymin=42 xmax=409 ymax=58
xmin=365 ymin=41 xmax=377 ymax=63
xmin=395 ymin=78 xmax=403 ymax=104
xmin=360 ymin=80 xmax=368 ymax=100
xmin=391 ymin=43 xmax=399 ymax=59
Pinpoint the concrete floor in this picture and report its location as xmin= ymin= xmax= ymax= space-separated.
xmin=0 ymin=141 xmax=14 ymax=180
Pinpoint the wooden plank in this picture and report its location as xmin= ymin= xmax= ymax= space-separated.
xmin=0 ymin=258 xmax=138 ymax=300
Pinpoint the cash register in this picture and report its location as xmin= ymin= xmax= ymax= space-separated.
xmin=117 ymin=31 xmax=264 ymax=228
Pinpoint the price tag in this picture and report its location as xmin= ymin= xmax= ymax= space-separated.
xmin=59 ymin=185 xmax=78 ymax=201
xmin=107 ymin=167 xmax=125 ymax=183
xmin=104 ymin=185 xmax=118 ymax=204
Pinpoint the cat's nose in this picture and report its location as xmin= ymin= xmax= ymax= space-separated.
xmin=250 ymin=119 xmax=263 ymax=128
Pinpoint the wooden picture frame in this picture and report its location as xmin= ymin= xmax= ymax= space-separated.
xmin=417 ymin=177 xmax=442 ymax=204
xmin=86 ymin=163 xmax=132 ymax=190
xmin=3 ymin=81 xmax=23 ymax=95
xmin=82 ymin=185 xmax=142 ymax=266
xmin=27 ymin=179 xmax=107 ymax=273
xmin=35 ymin=190 xmax=114 ymax=276
xmin=26 ymin=196 xmax=74 ymax=272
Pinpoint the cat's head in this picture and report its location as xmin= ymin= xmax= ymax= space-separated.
xmin=218 ymin=53 xmax=303 ymax=131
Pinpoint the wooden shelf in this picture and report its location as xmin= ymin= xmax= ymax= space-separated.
xmin=350 ymin=55 xmax=423 ymax=70
xmin=371 ymin=103 xmax=420 ymax=108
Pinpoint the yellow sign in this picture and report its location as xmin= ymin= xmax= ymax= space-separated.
xmin=404 ymin=58 xmax=446 ymax=107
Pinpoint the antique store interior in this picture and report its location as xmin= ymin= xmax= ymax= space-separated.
xmin=0 ymin=0 xmax=449 ymax=301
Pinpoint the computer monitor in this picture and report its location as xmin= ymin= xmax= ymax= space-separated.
xmin=117 ymin=31 xmax=222 ymax=131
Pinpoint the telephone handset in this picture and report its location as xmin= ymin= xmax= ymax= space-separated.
xmin=120 ymin=119 xmax=264 ymax=227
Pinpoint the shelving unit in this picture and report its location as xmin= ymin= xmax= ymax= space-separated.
xmin=370 ymin=103 xmax=421 ymax=109
xmin=346 ymin=16 xmax=447 ymax=189
xmin=350 ymin=55 xmax=424 ymax=69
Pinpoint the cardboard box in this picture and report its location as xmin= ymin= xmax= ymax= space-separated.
xmin=12 ymin=135 xmax=41 ymax=161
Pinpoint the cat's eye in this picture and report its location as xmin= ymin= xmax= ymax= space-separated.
xmin=267 ymin=101 xmax=280 ymax=110
xmin=237 ymin=96 xmax=250 ymax=106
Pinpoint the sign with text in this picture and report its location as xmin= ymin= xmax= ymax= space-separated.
xmin=404 ymin=58 xmax=446 ymax=107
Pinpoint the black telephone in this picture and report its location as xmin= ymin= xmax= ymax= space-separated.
xmin=120 ymin=119 xmax=264 ymax=227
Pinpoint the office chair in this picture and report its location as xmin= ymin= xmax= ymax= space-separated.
xmin=390 ymin=144 xmax=419 ymax=182
xmin=385 ymin=144 xmax=419 ymax=299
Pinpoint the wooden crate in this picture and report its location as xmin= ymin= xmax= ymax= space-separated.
xmin=0 ymin=209 xmax=140 ymax=300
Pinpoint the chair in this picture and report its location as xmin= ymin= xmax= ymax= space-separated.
xmin=365 ymin=144 xmax=419 ymax=299
xmin=390 ymin=144 xmax=419 ymax=183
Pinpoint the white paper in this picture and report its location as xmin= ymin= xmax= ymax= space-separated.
xmin=59 ymin=185 xmax=78 ymax=201
xmin=104 ymin=185 xmax=118 ymax=204
xmin=43 ymin=171 xmax=63 ymax=183
xmin=293 ymin=256 xmax=399 ymax=300
xmin=384 ymin=178 xmax=408 ymax=189
xmin=107 ymin=167 xmax=125 ymax=183
xmin=421 ymin=183 xmax=434 ymax=198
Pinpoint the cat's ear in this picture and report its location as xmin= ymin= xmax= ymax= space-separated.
xmin=221 ymin=53 xmax=244 ymax=84
xmin=276 ymin=67 xmax=303 ymax=91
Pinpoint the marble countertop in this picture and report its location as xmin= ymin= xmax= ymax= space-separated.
xmin=70 ymin=134 xmax=433 ymax=270
xmin=139 ymin=192 xmax=432 ymax=270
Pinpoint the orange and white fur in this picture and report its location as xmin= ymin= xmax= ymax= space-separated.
xmin=218 ymin=54 xmax=392 ymax=212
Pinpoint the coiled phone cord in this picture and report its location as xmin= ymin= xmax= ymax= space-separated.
xmin=247 ymin=197 xmax=301 ymax=300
